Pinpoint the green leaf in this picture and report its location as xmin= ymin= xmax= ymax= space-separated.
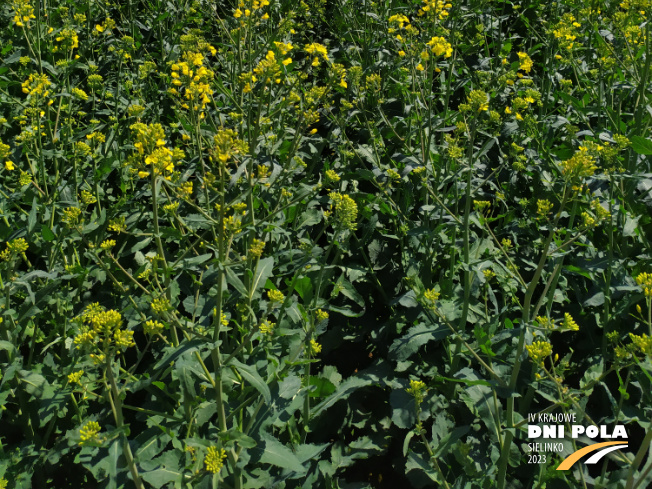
xmin=28 ymin=197 xmax=37 ymax=234
xmin=225 ymin=266 xmax=247 ymax=296
xmin=140 ymin=450 xmax=183 ymax=486
xmin=278 ymin=374 xmax=302 ymax=399
xmin=231 ymin=359 xmax=271 ymax=404
xmin=259 ymin=432 xmax=307 ymax=474
xmin=41 ymin=225 xmax=55 ymax=242
xmin=631 ymin=135 xmax=652 ymax=155
xmin=294 ymin=443 xmax=329 ymax=463
xmin=312 ymin=376 xmax=375 ymax=417
xmin=388 ymin=323 xmax=451 ymax=361
xmin=18 ymin=370 xmax=46 ymax=397
xmin=250 ymin=257 xmax=274 ymax=299
xmin=309 ymin=376 xmax=336 ymax=397
xmin=154 ymin=339 xmax=204 ymax=371
xmin=332 ymin=274 xmax=365 ymax=308
xmin=390 ymin=386 xmax=415 ymax=429
xmin=293 ymin=276 xmax=313 ymax=302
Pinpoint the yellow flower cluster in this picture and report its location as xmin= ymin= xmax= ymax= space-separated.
xmin=536 ymin=199 xmax=553 ymax=217
xmin=68 ymin=370 xmax=84 ymax=384
xmin=79 ymin=421 xmax=101 ymax=445
xmin=309 ymin=339 xmax=322 ymax=355
xmin=170 ymin=51 xmax=214 ymax=115
xmin=100 ymin=239 xmax=116 ymax=250
xmin=267 ymin=289 xmax=285 ymax=303
xmin=54 ymin=28 xmax=79 ymax=51
xmin=562 ymin=313 xmax=579 ymax=331
xmin=305 ymin=43 xmax=329 ymax=67
xmin=11 ymin=0 xmax=36 ymax=27
xmin=388 ymin=14 xmax=419 ymax=38
xmin=526 ymin=341 xmax=553 ymax=366
xmin=95 ymin=17 xmax=116 ymax=34
xmin=233 ymin=0 xmax=270 ymax=18
xmin=73 ymin=304 xmax=136 ymax=356
xmin=517 ymin=52 xmax=533 ymax=73
xmin=259 ymin=319 xmax=275 ymax=335
xmin=151 ymin=296 xmax=171 ymax=314
xmin=327 ymin=192 xmax=358 ymax=230
xmin=461 ymin=89 xmax=489 ymax=112
xmin=274 ymin=41 xmax=294 ymax=64
xmin=253 ymin=50 xmax=282 ymax=84
xmin=144 ymin=319 xmax=165 ymax=335
xmin=0 ymin=238 xmax=29 ymax=261
xmin=108 ymin=216 xmax=126 ymax=233
xmin=474 ymin=200 xmax=491 ymax=211
xmin=636 ymin=272 xmax=652 ymax=298
xmin=535 ymin=316 xmax=555 ymax=329
xmin=406 ymin=379 xmax=427 ymax=404
xmin=61 ymin=206 xmax=82 ymax=227
xmin=561 ymin=148 xmax=597 ymax=180
xmin=249 ymin=238 xmax=265 ymax=257
xmin=204 ymin=446 xmax=227 ymax=474
xmin=315 ymin=309 xmax=329 ymax=322
xmin=130 ymin=123 xmax=184 ymax=179
xmin=629 ymin=333 xmax=652 ymax=356
xmin=418 ymin=0 xmax=452 ymax=19
xmin=0 ymin=140 xmax=13 ymax=171
xmin=423 ymin=288 xmax=440 ymax=309
xmin=551 ymin=13 xmax=581 ymax=51
xmin=213 ymin=128 xmax=248 ymax=164
xmin=22 ymin=73 xmax=52 ymax=100
xmin=325 ymin=169 xmax=341 ymax=183
xmin=72 ymin=87 xmax=89 ymax=101
xmin=426 ymin=36 xmax=453 ymax=58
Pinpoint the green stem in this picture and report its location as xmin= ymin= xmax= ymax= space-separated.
xmin=106 ymin=362 xmax=145 ymax=489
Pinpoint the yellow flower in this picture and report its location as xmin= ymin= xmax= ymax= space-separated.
xmin=79 ymin=421 xmax=101 ymax=445
xmin=526 ymin=341 xmax=553 ymax=365
xmin=636 ymin=272 xmax=652 ymax=298
xmin=406 ymin=379 xmax=427 ymax=403
xmin=144 ymin=320 xmax=164 ymax=335
xmin=517 ymin=52 xmax=533 ymax=73
xmin=5 ymin=161 xmax=15 ymax=171
xmin=267 ymin=289 xmax=285 ymax=303
xmin=315 ymin=309 xmax=329 ymax=322
xmin=309 ymin=339 xmax=322 ymax=355
xmin=562 ymin=313 xmax=579 ymax=331
xmin=205 ymin=447 xmax=227 ymax=474
xmin=259 ymin=320 xmax=275 ymax=335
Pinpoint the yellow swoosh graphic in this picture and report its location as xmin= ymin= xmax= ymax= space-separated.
xmin=557 ymin=441 xmax=627 ymax=470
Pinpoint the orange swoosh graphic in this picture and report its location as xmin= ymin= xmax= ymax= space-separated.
xmin=557 ymin=441 xmax=627 ymax=470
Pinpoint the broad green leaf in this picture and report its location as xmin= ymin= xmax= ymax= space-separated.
xmin=154 ymin=339 xmax=204 ymax=371
xmin=312 ymin=376 xmax=375 ymax=417
xmin=231 ymin=359 xmax=271 ymax=404
xmin=250 ymin=257 xmax=274 ymax=299
xmin=631 ymin=135 xmax=652 ymax=155
xmin=41 ymin=225 xmax=55 ymax=242
xmin=259 ymin=432 xmax=307 ymax=474
xmin=388 ymin=323 xmax=451 ymax=361
xmin=278 ymin=374 xmax=302 ymax=399
xmin=18 ymin=370 xmax=46 ymax=397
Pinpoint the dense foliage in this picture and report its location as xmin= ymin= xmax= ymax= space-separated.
xmin=1 ymin=0 xmax=652 ymax=487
